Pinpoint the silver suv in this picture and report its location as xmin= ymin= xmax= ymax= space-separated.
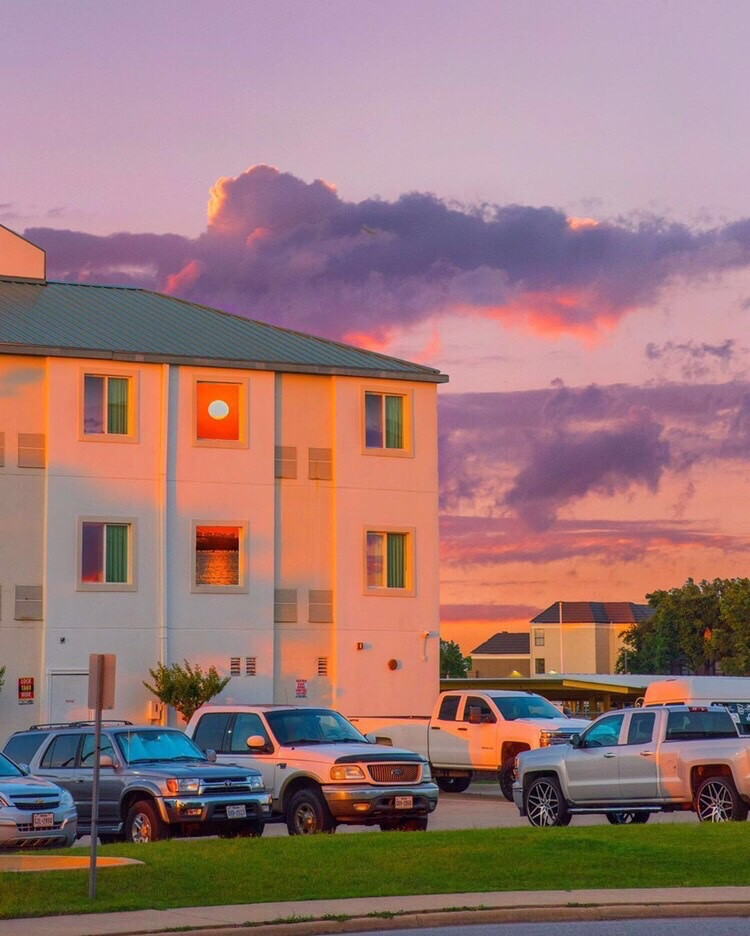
xmin=0 ymin=750 xmax=77 ymax=848
xmin=3 ymin=722 xmax=271 ymax=843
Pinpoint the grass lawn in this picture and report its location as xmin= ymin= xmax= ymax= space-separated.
xmin=3 ymin=824 xmax=750 ymax=919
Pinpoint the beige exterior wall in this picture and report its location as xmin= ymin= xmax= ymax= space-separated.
xmin=530 ymin=621 xmax=626 ymax=675
xmin=0 ymin=352 xmax=441 ymax=736
xmin=0 ymin=226 xmax=45 ymax=280
xmin=471 ymin=657 xmax=530 ymax=678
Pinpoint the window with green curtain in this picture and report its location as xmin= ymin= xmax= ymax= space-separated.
xmin=105 ymin=524 xmax=128 ymax=583
xmin=384 ymin=396 xmax=403 ymax=449
xmin=107 ymin=378 xmax=129 ymax=434
xmin=386 ymin=533 xmax=406 ymax=588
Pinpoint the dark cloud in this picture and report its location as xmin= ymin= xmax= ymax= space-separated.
xmin=24 ymin=164 xmax=750 ymax=345
xmin=646 ymin=339 xmax=738 ymax=380
xmin=503 ymin=411 xmax=670 ymax=530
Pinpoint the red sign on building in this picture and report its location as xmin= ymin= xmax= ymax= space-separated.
xmin=18 ymin=677 xmax=34 ymax=704
xmin=295 ymin=679 xmax=307 ymax=699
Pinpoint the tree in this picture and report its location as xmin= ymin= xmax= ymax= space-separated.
xmin=440 ymin=639 xmax=472 ymax=678
xmin=616 ymin=578 xmax=750 ymax=675
xmin=143 ymin=660 xmax=230 ymax=722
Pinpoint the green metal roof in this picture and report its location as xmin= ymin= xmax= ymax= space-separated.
xmin=0 ymin=279 xmax=448 ymax=383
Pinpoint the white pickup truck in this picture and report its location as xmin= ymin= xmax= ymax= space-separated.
xmin=514 ymin=704 xmax=750 ymax=826
xmin=349 ymin=689 xmax=588 ymax=800
xmin=184 ymin=704 xmax=438 ymax=834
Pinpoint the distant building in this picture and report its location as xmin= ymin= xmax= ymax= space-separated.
xmin=470 ymin=631 xmax=530 ymax=677
xmin=0 ymin=225 xmax=448 ymax=735
xmin=530 ymin=601 xmax=654 ymax=675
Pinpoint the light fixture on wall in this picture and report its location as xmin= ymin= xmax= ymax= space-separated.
xmin=387 ymin=658 xmax=399 ymax=671
xmin=356 ymin=642 xmax=365 ymax=651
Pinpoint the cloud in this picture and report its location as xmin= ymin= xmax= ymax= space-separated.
xmin=504 ymin=411 xmax=670 ymax=529
xmin=23 ymin=164 xmax=750 ymax=347
xmin=645 ymin=339 xmax=739 ymax=380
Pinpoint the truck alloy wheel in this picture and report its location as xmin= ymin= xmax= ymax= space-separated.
xmin=499 ymin=760 xmax=516 ymax=801
xmin=524 ymin=776 xmax=571 ymax=827
xmin=126 ymin=800 xmax=167 ymax=843
xmin=286 ymin=789 xmax=336 ymax=835
xmin=695 ymin=777 xmax=749 ymax=822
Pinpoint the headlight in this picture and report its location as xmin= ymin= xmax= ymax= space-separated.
xmin=330 ymin=765 xmax=366 ymax=781
xmin=166 ymin=778 xmax=202 ymax=794
xmin=247 ymin=774 xmax=265 ymax=790
xmin=59 ymin=789 xmax=75 ymax=807
xmin=421 ymin=761 xmax=432 ymax=781
xmin=539 ymin=730 xmax=553 ymax=747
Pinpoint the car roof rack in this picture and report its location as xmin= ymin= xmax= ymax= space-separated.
xmin=27 ymin=720 xmax=134 ymax=730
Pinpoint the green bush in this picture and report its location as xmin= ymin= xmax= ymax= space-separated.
xmin=143 ymin=660 xmax=230 ymax=722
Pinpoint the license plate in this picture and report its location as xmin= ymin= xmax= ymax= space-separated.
xmin=226 ymin=805 xmax=247 ymax=819
xmin=32 ymin=812 xmax=54 ymax=829
xmin=394 ymin=796 xmax=413 ymax=810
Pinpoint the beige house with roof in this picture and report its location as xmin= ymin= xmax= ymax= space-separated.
xmin=0 ymin=226 xmax=447 ymax=736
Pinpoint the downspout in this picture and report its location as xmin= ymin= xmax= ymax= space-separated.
xmin=157 ymin=364 xmax=170 ymax=720
xmin=558 ymin=600 xmax=564 ymax=674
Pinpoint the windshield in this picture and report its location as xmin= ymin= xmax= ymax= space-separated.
xmin=0 ymin=752 xmax=23 ymax=778
xmin=115 ymin=729 xmax=207 ymax=764
xmin=265 ymin=709 xmax=367 ymax=746
xmin=489 ymin=695 xmax=562 ymax=721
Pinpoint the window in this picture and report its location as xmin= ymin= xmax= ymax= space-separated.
xmin=365 ymin=392 xmax=405 ymax=450
xmin=80 ymin=522 xmax=131 ymax=586
xmin=534 ymin=629 xmax=545 ymax=647
xmin=17 ymin=433 xmax=45 ymax=467
xmin=274 ymin=589 xmax=298 ymax=623
xmin=193 ymin=524 xmax=245 ymax=591
xmin=437 ymin=695 xmax=461 ymax=721
xmin=581 ymin=714 xmax=625 ymax=748
xmin=80 ymin=733 xmax=115 ymax=767
xmin=535 ymin=658 xmax=545 ymax=674
xmin=40 ymin=734 xmax=81 ymax=769
xmin=366 ymin=531 xmax=409 ymax=590
xmin=229 ymin=713 xmax=271 ymax=753
xmin=195 ymin=381 xmax=242 ymax=442
xmin=84 ymin=375 xmax=130 ymax=435
xmin=192 ymin=712 xmax=231 ymax=753
xmin=309 ymin=589 xmax=333 ymax=623
xmin=464 ymin=696 xmax=496 ymax=723
xmin=627 ymin=712 xmax=655 ymax=745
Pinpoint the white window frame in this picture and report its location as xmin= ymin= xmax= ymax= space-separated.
xmin=192 ymin=374 xmax=250 ymax=449
xmin=191 ymin=520 xmax=249 ymax=594
xmin=363 ymin=526 xmax=415 ymax=596
xmin=361 ymin=386 xmax=413 ymax=457
xmin=79 ymin=367 xmax=138 ymax=442
xmin=77 ymin=517 xmax=137 ymax=592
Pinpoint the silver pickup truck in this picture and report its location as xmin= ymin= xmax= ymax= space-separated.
xmin=513 ymin=705 xmax=750 ymax=826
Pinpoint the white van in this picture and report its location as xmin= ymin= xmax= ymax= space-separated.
xmin=642 ymin=677 xmax=750 ymax=735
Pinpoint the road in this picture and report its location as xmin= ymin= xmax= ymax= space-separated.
xmin=348 ymin=918 xmax=750 ymax=936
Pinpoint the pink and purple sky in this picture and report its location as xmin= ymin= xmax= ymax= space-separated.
xmin=4 ymin=0 xmax=750 ymax=654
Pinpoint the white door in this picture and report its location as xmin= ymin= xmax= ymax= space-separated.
xmin=48 ymin=672 xmax=90 ymax=723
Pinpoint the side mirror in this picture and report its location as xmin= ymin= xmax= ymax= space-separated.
xmin=99 ymin=754 xmax=114 ymax=767
xmin=570 ymin=733 xmax=582 ymax=748
xmin=18 ymin=763 xmax=30 ymax=775
xmin=205 ymin=748 xmax=217 ymax=763
xmin=246 ymin=735 xmax=267 ymax=751
xmin=364 ymin=732 xmax=378 ymax=744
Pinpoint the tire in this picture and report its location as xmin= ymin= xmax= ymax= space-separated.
xmin=125 ymin=799 xmax=168 ymax=843
xmin=285 ymin=788 xmax=336 ymax=835
xmin=524 ymin=776 xmax=571 ymax=828
xmin=98 ymin=833 xmax=123 ymax=844
xmin=606 ymin=811 xmax=650 ymax=825
xmin=695 ymin=776 xmax=749 ymax=822
xmin=436 ymin=776 xmax=471 ymax=793
xmin=379 ymin=817 xmax=428 ymax=831
xmin=499 ymin=759 xmax=516 ymax=801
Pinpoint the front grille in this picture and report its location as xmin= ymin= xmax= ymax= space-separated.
xmin=368 ymin=763 xmax=420 ymax=783
xmin=12 ymin=798 xmax=60 ymax=811
xmin=203 ymin=779 xmax=253 ymax=794
xmin=16 ymin=821 xmax=63 ymax=833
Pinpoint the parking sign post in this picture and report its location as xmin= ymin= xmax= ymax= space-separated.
xmin=88 ymin=654 xmax=116 ymax=900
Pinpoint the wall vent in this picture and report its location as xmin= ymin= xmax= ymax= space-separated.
xmin=0 ymin=431 xmax=5 ymax=467
xmin=275 ymin=445 xmax=297 ymax=479
xmin=317 ymin=656 xmax=329 ymax=677
xmin=246 ymin=656 xmax=257 ymax=676
xmin=309 ymin=589 xmax=333 ymax=623
xmin=17 ymin=433 xmax=45 ymax=468
xmin=15 ymin=585 xmax=42 ymax=621
xmin=274 ymin=588 xmax=298 ymax=623
xmin=308 ymin=447 xmax=332 ymax=481
xmin=230 ymin=657 xmax=241 ymax=676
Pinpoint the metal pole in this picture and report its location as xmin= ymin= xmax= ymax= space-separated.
xmin=88 ymin=655 xmax=103 ymax=900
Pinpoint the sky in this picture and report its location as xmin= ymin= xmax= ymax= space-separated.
xmin=3 ymin=0 xmax=750 ymax=655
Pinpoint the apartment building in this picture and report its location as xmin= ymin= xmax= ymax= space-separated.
xmin=0 ymin=225 xmax=447 ymax=733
